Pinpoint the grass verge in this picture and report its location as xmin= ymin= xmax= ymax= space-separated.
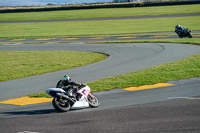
xmin=0 ymin=16 xmax=200 ymax=39
xmin=0 ymin=4 xmax=199 ymax=21
xmin=95 ymin=38 xmax=200 ymax=46
xmin=88 ymin=38 xmax=200 ymax=91
xmin=88 ymin=53 xmax=200 ymax=92
xmin=0 ymin=51 xmax=107 ymax=81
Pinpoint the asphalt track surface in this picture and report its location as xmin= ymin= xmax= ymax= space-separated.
xmin=0 ymin=43 xmax=200 ymax=133
xmin=0 ymin=13 xmax=200 ymax=133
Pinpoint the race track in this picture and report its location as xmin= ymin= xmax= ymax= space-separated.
xmin=0 ymin=42 xmax=200 ymax=133
xmin=0 ymin=12 xmax=200 ymax=132
xmin=0 ymin=43 xmax=200 ymax=100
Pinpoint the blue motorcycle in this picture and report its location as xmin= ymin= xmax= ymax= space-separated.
xmin=175 ymin=25 xmax=192 ymax=38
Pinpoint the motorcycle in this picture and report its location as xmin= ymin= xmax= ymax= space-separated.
xmin=46 ymin=84 xmax=100 ymax=112
xmin=175 ymin=27 xmax=192 ymax=38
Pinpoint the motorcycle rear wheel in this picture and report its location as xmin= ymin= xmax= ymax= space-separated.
xmin=88 ymin=94 xmax=100 ymax=108
xmin=52 ymin=97 xmax=71 ymax=112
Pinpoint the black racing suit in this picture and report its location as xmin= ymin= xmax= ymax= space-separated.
xmin=175 ymin=26 xmax=184 ymax=33
xmin=56 ymin=80 xmax=84 ymax=99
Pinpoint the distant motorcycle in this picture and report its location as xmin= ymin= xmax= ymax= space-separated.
xmin=175 ymin=25 xmax=192 ymax=38
xmin=46 ymin=84 xmax=100 ymax=112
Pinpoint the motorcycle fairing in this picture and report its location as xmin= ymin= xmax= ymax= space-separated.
xmin=71 ymin=101 xmax=89 ymax=109
xmin=77 ymin=86 xmax=91 ymax=96
xmin=72 ymin=86 xmax=90 ymax=109
xmin=46 ymin=88 xmax=66 ymax=97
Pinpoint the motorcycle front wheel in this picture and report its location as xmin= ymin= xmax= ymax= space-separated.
xmin=187 ymin=33 xmax=192 ymax=38
xmin=88 ymin=94 xmax=100 ymax=108
xmin=52 ymin=97 xmax=71 ymax=112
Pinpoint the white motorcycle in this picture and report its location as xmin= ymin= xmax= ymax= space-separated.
xmin=46 ymin=84 xmax=100 ymax=112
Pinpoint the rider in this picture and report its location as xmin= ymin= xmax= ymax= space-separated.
xmin=57 ymin=75 xmax=83 ymax=88
xmin=175 ymin=24 xmax=184 ymax=33
xmin=57 ymin=75 xmax=85 ymax=99
xmin=175 ymin=24 xmax=188 ymax=33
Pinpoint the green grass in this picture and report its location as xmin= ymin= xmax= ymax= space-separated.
xmin=29 ymin=92 xmax=52 ymax=98
xmin=0 ymin=4 xmax=200 ymax=21
xmin=0 ymin=51 xmax=107 ymax=81
xmin=97 ymin=38 xmax=200 ymax=46
xmin=1 ymin=16 xmax=200 ymax=39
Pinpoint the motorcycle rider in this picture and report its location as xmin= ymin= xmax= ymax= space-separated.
xmin=175 ymin=24 xmax=192 ymax=38
xmin=175 ymin=24 xmax=184 ymax=33
xmin=56 ymin=75 xmax=85 ymax=100
xmin=56 ymin=75 xmax=83 ymax=88
xmin=175 ymin=24 xmax=190 ymax=33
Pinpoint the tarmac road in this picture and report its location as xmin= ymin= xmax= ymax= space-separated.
xmin=0 ymin=12 xmax=200 ymax=132
xmin=0 ymin=80 xmax=200 ymax=132
xmin=0 ymin=42 xmax=200 ymax=133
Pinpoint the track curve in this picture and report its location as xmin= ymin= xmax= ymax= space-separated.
xmin=0 ymin=43 xmax=200 ymax=100
xmin=0 ymin=42 xmax=200 ymax=132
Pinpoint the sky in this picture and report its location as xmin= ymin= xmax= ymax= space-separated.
xmin=0 ymin=0 xmax=113 ymax=6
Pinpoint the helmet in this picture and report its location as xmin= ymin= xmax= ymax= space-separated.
xmin=176 ymin=24 xmax=180 ymax=28
xmin=63 ymin=75 xmax=71 ymax=82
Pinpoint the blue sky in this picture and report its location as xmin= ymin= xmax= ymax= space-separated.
xmin=0 ymin=0 xmax=113 ymax=6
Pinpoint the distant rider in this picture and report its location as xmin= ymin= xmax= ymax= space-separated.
xmin=175 ymin=24 xmax=187 ymax=33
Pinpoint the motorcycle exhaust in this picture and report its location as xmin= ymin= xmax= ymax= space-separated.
xmin=56 ymin=93 xmax=76 ymax=103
